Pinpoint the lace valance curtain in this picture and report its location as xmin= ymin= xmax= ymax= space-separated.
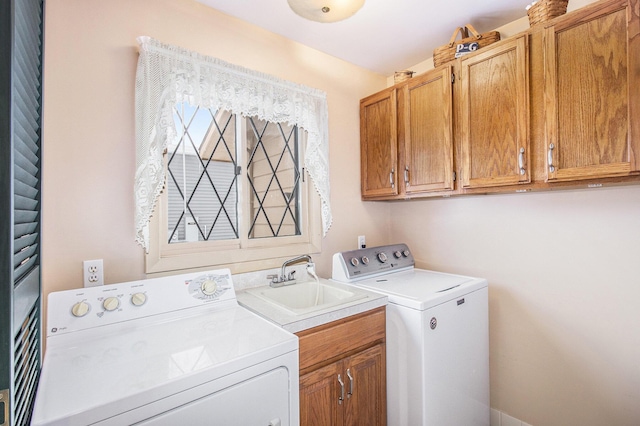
xmin=135 ymin=36 xmax=332 ymax=251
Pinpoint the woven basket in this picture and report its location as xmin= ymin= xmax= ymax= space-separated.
xmin=433 ymin=24 xmax=500 ymax=68
xmin=527 ymin=0 xmax=569 ymax=26
xmin=394 ymin=70 xmax=415 ymax=84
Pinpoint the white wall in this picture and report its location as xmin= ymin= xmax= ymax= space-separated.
xmin=41 ymin=0 xmax=389 ymax=297
xmin=391 ymin=187 xmax=640 ymax=425
xmin=391 ymin=1 xmax=639 ymax=422
xmin=41 ymin=0 xmax=640 ymax=424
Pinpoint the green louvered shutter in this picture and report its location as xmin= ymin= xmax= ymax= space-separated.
xmin=1 ymin=0 xmax=44 ymax=424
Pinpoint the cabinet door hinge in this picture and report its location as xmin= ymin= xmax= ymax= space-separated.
xmin=453 ymin=171 xmax=457 ymax=182
xmin=451 ymin=73 xmax=455 ymax=84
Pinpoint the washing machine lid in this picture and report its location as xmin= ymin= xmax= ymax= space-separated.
xmin=349 ymin=269 xmax=487 ymax=310
xmin=32 ymin=305 xmax=297 ymax=426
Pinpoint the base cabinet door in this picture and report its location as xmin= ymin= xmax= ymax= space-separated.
xmin=543 ymin=0 xmax=640 ymax=182
xmin=300 ymin=361 xmax=343 ymax=426
xmin=300 ymin=344 xmax=386 ymax=426
xmin=343 ymin=344 xmax=386 ymax=426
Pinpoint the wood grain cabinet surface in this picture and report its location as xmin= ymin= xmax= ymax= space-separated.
xmin=458 ymin=34 xmax=530 ymax=189
xmin=541 ymin=0 xmax=640 ymax=182
xmin=296 ymin=307 xmax=386 ymax=426
xmin=359 ymin=0 xmax=640 ymax=200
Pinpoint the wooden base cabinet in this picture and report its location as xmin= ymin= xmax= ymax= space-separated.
xmin=296 ymin=307 xmax=386 ymax=426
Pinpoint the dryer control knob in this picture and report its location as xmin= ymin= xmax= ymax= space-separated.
xmin=131 ymin=292 xmax=147 ymax=306
xmin=393 ymin=250 xmax=402 ymax=258
xmin=350 ymin=257 xmax=359 ymax=267
xmin=71 ymin=301 xmax=90 ymax=317
xmin=361 ymin=256 xmax=370 ymax=265
xmin=377 ymin=252 xmax=388 ymax=263
xmin=201 ymin=279 xmax=218 ymax=296
xmin=402 ymin=249 xmax=410 ymax=257
xmin=103 ymin=297 xmax=120 ymax=312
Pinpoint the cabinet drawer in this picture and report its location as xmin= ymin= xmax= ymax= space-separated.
xmin=296 ymin=307 xmax=385 ymax=372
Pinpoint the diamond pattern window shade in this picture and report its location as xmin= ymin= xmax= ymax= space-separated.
xmin=166 ymin=104 xmax=302 ymax=243
xmin=246 ymin=117 xmax=301 ymax=238
xmin=167 ymin=103 xmax=238 ymax=243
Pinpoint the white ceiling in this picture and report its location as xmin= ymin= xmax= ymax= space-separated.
xmin=195 ymin=0 xmax=532 ymax=75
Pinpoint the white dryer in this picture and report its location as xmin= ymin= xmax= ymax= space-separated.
xmin=32 ymin=269 xmax=299 ymax=425
xmin=332 ymin=244 xmax=489 ymax=426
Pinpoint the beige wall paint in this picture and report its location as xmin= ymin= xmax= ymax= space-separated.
xmin=390 ymin=0 xmax=640 ymax=424
xmin=42 ymin=0 xmax=640 ymax=424
xmin=41 ymin=0 xmax=389 ymax=296
xmin=390 ymin=187 xmax=640 ymax=426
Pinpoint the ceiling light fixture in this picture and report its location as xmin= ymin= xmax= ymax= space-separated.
xmin=288 ymin=0 xmax=365 ymax=23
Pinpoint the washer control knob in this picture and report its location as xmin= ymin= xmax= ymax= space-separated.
xmin=71 ymin=301 xmax=90 ymax=317
xmin=201 ymin=279 xmax=218 ymax=296
xmin=361 ymin=256 xmax=369 ymax=265
xmin=350 ymin=257 xmax=359 ymax=267
xmin=402 ymin=249 xmax=411 ymax=257
xmin=394 ymin=250 xmax=402 ymax=258
xmin=377 ymin=252 xmax=388 ymax=263
xmin=103 ymin=297 xmax=120 ymax=312
xmin=131 ymin=292 xmax=147 ymax=306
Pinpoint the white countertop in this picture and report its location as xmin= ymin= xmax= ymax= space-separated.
xmin=237 ymin=279 xmax=388 ymax=333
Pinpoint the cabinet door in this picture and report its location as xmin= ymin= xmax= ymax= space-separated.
xmin=459 ymin=35 xmax=530 ymax=188
xmin=300 ymin=361 xmax=343 ymax=426
xmin=343 ymin=344 xmax=386 ymax=426
xmin=401 ymin=67 xmax=454 ymax=194
xmin=543 ymin=0 xmax=640 ymax=181
xmin=360 ymin=89 xmax=398 ymax=198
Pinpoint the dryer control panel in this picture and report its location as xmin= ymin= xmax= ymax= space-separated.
xmin=332 ymin=243 xmax=415 ymax=282
xmin=47 ymin=269 xmax=236 ymax=337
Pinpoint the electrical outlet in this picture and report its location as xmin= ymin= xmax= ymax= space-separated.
xmin=358 ymin=235 xmax=366 ymax=249
xmin=83 ymin=259 xmax=104 ymax=287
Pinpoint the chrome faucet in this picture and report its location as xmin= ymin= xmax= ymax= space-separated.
xmin=269 ymin=254 xmax=313 ymax=287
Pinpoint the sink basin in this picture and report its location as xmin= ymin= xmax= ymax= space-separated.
xmin=246 ymin=281 xmax=367 ymax=315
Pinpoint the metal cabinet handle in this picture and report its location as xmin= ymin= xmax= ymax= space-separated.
xmin=346 ymin=368 xmax=353 ymax=398
xmin=548 ymin=142 xmax=555 ymax=173
xmin=518 ymin=147 xmax=526 ymax=175
xmin=389 ymin=168 xmax=395 ymax=189
xmin=337 ymin=374 xmax=344 ymax=404
xmin=404 ymin=166 xmax=410 ymax=187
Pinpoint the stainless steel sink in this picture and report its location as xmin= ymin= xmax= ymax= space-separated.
xmin=245 ymin=280 xmax=367 ymax=315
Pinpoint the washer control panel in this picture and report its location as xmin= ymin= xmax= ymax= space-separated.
xmin=332 ymin=243 xmax=414 ymax=282
xmin=47 ymin=269 xmax=235 ymax=336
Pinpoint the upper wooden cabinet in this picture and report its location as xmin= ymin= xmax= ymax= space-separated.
xmin=360 ymin=66 xmax=455 ymax=200
xmin=459 ymin=35 xmax=530 ymax=189
xmin=400 ymin=66 xmax=455 ymax=194
xmin=359 ymin=0 xmax=640 ymax=200
xmin=360 ymin=89 xmax=398 ymax=198
xmin=542 ymin=0 xmax=640 ymax=182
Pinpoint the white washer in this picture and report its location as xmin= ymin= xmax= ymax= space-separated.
xmin=32 ymin=269 xmax=299 ymax=426
xmin=332 ymin=244 xmax=489 ymax=426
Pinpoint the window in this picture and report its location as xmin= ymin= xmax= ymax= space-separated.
xmin=145 ymin=104 xmax=322 ymax=274
xmin=136 ymin=37 xmax=331 ymax=274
